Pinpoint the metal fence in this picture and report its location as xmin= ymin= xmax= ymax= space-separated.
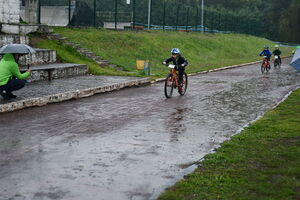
xmin=37 ymin=0 xmax=262 ymax=36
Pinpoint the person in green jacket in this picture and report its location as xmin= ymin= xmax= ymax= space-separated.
xmin=0 ymin=53 xmax=31 ymax=100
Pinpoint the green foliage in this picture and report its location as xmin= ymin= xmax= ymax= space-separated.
xmin=54 ymin=27 xmax=291 ymax=77
xmin=203 ymin=0 xmax=300 ymax=43
xmin=158 ymin=89 xmax=300 ymax=199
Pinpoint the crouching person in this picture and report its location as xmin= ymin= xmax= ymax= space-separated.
xmin=0 ymin=53 xmax=31 ymax=100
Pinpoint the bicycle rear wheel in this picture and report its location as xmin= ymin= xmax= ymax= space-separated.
xmin=178 ymin=73 xmax=188 ymax=96
xmin=164 ymin=73 xmax=174 ymax=98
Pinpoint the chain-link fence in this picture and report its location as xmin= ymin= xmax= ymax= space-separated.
xmin=37 ymin=0 xmax=262 ymax=36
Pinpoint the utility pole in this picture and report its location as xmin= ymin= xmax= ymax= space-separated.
xmin=147 ymin=0 xmax=152 ymax=30
xmin=201 ymin=0 xmax=204 ymax=33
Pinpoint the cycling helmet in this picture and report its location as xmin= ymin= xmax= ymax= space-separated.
xmin=275 ymin=45 xmax=279 ymax=48
xmin=171 ymin=48 xmax=180 ymax=54
xmin=264 ymin=45 xmax=269 ymax=49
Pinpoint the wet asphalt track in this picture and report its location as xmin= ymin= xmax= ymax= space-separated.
xmin=0 ymin=58 xmax=299 ymax=200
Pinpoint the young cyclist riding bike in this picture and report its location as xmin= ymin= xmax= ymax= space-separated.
xmin=259 ymin=46 xmax=272 ymax=72
xmin=259 ymin=46 xmax=272 ymax=61
xmin=163 ymin=48 xmax=188 ymax=86
xmin=272 ymin=45 xmax=282 ymax=65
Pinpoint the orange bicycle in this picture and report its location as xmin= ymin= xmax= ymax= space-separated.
xmin=261 ymin=56 xmax=271 ymax=73
xmin=164 ymin=64 xmax=188 ymax=98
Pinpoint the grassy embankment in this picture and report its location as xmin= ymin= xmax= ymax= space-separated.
xmin=158 ymin=88 xmax=300 ymax=200
xmin=36 ymin=27 xmax=292 ymax=77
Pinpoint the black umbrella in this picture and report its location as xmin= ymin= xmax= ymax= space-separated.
xmin=0 ymin=44 xmax=36 ymax=55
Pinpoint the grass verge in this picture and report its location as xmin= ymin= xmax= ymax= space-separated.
xmin=51 ymin=27 xmax=292 ymax=77
xmin=158 ymin=88 xmax=300 ymax=200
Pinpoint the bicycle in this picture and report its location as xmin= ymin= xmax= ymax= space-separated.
xmin=164 ymin=64 xmax=188 ymax=98
xmin=274 ymin=55 xmax=281 ymax=69
xmin=261 ymin=56 xmax=271 ymax=73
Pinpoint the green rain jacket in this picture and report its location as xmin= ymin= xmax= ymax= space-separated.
xmin=0 ymin=54 xmax=30 ymax=86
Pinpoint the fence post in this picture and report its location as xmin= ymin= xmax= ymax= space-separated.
xmin=224 ymin=14 xmax=227 ymax=32
xmin=218 ymin=13 xmax=221 ymax=31
xmin=132 ymin=0 xmax=136 ymax=30
xmin=175 ymin=4 xmax=179 ymax=30
xmin=115 ymin=0 xmax=118 ymax=30
xmin=203 ymin=10 xmax=206 ymax=33
xmin=186 ymin=7 xmax=189 ymax=32
xmin=236 ymin=17 xmax=239 ymax=33
xmin=147 ymin=0 xmax=152 ymax=30
xmin=211 ymin=11 xmax=214 ymax=33
xmin=37 ymin=0 xmax=41 ymax=24
xmin=68 ymin=0 xmax=71 ymax=26
xmin=163 ymin=0 xmax=166 ymax=31
xmin=196 ymin=7 xmax=199 ymax=32
xmin=94 ymin=0 xmax=96 ymax=27
xmin=231 ymin=16 xmax=234 ymax=32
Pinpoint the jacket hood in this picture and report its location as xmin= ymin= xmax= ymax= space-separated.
xmin=1 ymin=53 xmax=15 ymax=62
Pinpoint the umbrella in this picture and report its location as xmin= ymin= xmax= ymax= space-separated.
xmin=290 ymin=48 xmax=300 ymax=72
xmin=0 ymin=44 xmax=36 ymax=55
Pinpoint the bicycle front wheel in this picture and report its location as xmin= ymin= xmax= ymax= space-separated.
xmin=178 ymin=73 xmax=188 ymax=96
xmin=261 ymin=64 xmax=267 ymax=73
xmin=164 ymin=73 xmax=174 ymax=98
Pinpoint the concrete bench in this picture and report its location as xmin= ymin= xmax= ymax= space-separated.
xmin=20 ymin=63 xmax=88 ymax=81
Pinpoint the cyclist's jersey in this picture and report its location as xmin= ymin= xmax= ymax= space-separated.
xmin=273 ymin=49 xmax=282 ymax=56
xmin=165 ymin=55 xmax=188 ymax=67
xmin=259 ymin=50 xmax=272 ymax=58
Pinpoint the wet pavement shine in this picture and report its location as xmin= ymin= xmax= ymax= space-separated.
xmin=0 ymin=58 xmax=299 ymax=200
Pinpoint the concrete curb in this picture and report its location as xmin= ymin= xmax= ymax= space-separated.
xmin=0 ymin=78 xmax=150 ymax=113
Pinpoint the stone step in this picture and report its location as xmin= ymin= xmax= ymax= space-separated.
xmin=0 ymin=34 xmax=29 ymax=46
xmin=96 ymin=60 xmax=109 ymax=66
xmin=20 ymin=63 xmax=88 ymax=81
xmin=19 ymin=48 xmax=57 ymax=66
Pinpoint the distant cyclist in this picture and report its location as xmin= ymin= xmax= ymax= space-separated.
xmin=272 ymin=45 xmax=282 ymax=64
xmin=163 ymin=48 xmax=188 ymax=86
xmin=259 ymin=46 xmax=272 ymax=61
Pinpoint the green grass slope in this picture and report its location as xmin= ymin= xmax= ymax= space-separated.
xmin=47 ymin=27 xmax=292 ymax=76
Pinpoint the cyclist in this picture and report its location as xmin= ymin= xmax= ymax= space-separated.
xmin=272 ymin=45 xmax=282 ymax=64
xmin=163 ymin=48 xmax=188 ymax=86
xmin=259 ymin=46 xmax=272 ymax=69
xmin=259 ymin=46 xmax=272 ymax=61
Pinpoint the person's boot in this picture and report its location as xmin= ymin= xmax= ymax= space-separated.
xmin=0 ymin=91 xmax=11 ymax=100
xmin=7 ymin=93 xmax=17 ymax=99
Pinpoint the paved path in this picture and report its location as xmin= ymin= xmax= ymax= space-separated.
xmin=0 ymin=75 xmax=141 ymax=105
xmin=0 ymin=58 xmax=299 ymax=200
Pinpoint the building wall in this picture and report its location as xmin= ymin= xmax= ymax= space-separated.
xmin=0 ymin=0 xmax=20 ymax=23
xmin=20 ymin=0 xmax=38 ymax=24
